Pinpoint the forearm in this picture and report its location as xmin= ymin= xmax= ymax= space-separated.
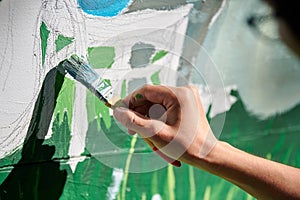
xmin=192 ymin=141 xmax=300 ymax=200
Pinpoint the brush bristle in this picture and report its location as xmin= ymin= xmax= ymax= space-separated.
xmin=62 ymin=55 xmax=99 ymax=86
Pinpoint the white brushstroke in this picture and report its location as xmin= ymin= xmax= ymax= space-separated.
xmin=203 ymin=0 xmax=300 ymax=118
xmin=67 ymin=82 xmax=88 ymax=173
xmin=152 ymin=194 xmax=162 ymax=200
xmin=106 ymin=168 xmax=124 ymax=200
xmin=208 ymin=0 xmax=226 ymax=29
xmin=197 ymin=84 xmax=238 ymax=118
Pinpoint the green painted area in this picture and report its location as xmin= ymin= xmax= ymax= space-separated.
xmin=46 ymin=111 xmax=72 ymax=158
xmin=121 ymin=135 xmax=138 ymax=200
xmin=121 ymin=80 xmax=127 ymax=98
xmin=86 ymin=89 xmax=111 ymax=129
xmin=87 ymin=46 xmax=115 ymax=69
xmin=151 ymin=70 xmax=161 ymax=85
xmin=55 ymin=35 xmax=74 ymax=52
xmin=59 ymin=157 xmax=113 ymax=199
xmin=52 ymin=77 xmax=75 ymax=125
xmin=40 ymin=21 xmax=50 ymax=67
xmin=151 ymin=50 xmax=168 ymax=63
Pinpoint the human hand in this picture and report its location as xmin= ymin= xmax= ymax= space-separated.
xmin=113 ymin=85 xmax=217 ymax=165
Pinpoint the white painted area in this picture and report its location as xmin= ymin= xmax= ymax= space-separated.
xmin=197 ymin=84 xmax=237 ymax=118
xmin=0 ymin=0 xmax=43 ymax=158
xmin=203 ymin=0 xmax=300 ymax=118
xmin=106 ymin=168 xmax=124 ymax=200
xmin=67 ymin=82 xmax=88 ymax=173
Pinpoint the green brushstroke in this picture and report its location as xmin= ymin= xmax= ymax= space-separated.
xmin=203 ymin=186 xmax=211 ymax=200
xmin=121 ymin=135 xmax=138 ymax=200
xmin=226 ymin=185 xmax=239 ymax=200
xmin=247 ymin=193 xmax=255 ymax=200
xmin=52 ymin=77 xmax=75 ymax=125
xmin=48 ymin=111 xmax=72 ymax=158
xmin=121 ymin=80 xmax=127 ymax=99
xmin=167 ymin=165 xmax=175 ymax=200
xmin=188 ymin=166 xmax=196 ymax=200
xmin=151 ymin=171 xmax=158 ymax=195
xmin=55 ymin=35 xmax=74 ymax=52
xmin=86 ymin=88 xmax=111 ymax=129
xmin=266 ymin=153 xmax=272 ymax=160
xmin=152 ymin=50 xmax=168 ymax=63
xmin=151 ymin=70 xmax=161 ymax=85
xmin=141 ymin=192 xmax=146 ymax=200
xmin=88 ymin=46 xmax=115 ymax=69
xmin=40 ymin=22 xmax=50 ymax=67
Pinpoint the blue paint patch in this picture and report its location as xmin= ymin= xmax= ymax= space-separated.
xmin=78 ymin=0 xmax=131 ymax=17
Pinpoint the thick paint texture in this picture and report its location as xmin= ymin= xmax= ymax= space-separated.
xmin=77 ymin=0 xmax=131 ymax=17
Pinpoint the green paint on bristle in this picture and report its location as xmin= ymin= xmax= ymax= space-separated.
xmin=55 ymin=35 xmax=74 ymax=52
xmin=152 ymin=50 xmax=168 ymax=63
xmin=87 ymin=46 xmax=115 ymax=69
xmin=40 ymin=22 xmax=50 ymax=67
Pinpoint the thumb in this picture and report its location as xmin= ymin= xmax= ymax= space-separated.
xmin=113 ymin=107 xmax=165 ymax=138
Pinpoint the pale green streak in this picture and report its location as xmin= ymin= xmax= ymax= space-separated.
xmin=203 ymin=186 xmax=211 ymax=200
xmin=247 ymin=193 xmax=255 ymax=200
xmin=151 ymin=70 xmax=161 ymax=85
xmin=168 ymin=165 xmax=175 ymax=200
xmin=121 ymin=80 xmax=127 ymax=99
xmin=152 ymin=50 xmax=168 ymax=63
xmin=55 ymin=35 xmax=74 ymax=52
xmin=266 ymin=153 xmax=272 ymax=160
xmin=188 ymin=166 xmax=196 ymax=200
xmin=53 ymin=77 xmax=75 ymax=125
xmin=40 ymin=21 xmax=50 ymax=67
xmin=226 ymin=186 xmax=238 ymax=200
xmin=151 ymin=171 xmax=158 ymax=195
xmin=88 ymin=46 xmax=115 ymax=69
xmin=141 ymin=192 xmax=146 ymax=200
xmin=121 ymin=135 xmax=138 ymax=200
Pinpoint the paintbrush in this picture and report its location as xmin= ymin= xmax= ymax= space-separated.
xmin=62 ymin=55 xmax=181 ymax=167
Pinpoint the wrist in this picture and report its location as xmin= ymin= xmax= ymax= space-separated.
xmin=184 ymin=141 xmax=232 ymax=173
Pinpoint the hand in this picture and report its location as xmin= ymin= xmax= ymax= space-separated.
xmin=113 ymin=85 xmax=217 ymax=164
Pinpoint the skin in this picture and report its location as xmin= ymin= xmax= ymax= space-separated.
xmin=113 ymin=3 xmax=300 ymax=200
